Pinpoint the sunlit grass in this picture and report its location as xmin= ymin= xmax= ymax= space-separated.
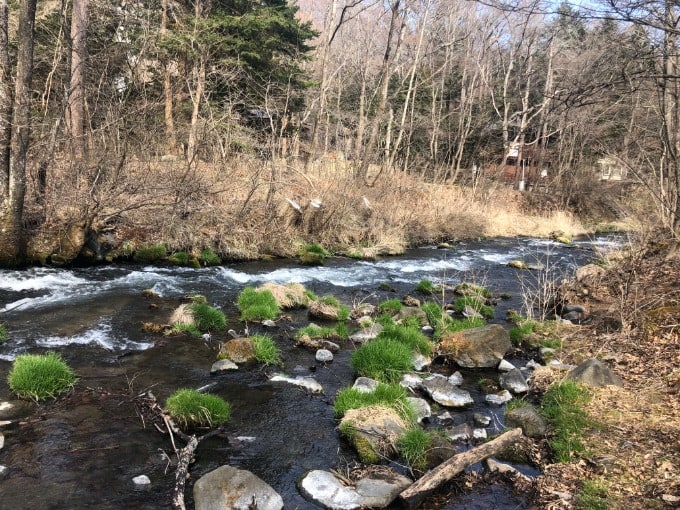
xmin=8 ymin=352 xmax=77 ymax=401
xmin=165 ymin=388 xmax=230 ymax=428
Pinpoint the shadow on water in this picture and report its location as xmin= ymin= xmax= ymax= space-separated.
xmin=0 ymin=235 xmax=623 ymax=509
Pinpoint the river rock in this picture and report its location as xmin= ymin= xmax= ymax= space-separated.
xmin=505 ymin=405 xmax=547 ymax=438
xmin=448 ymin=371 xmax=464 ymax=385
xmin=269 ymin=374 xmax=324 ymax=393
xmin=399 ymin=373 xmax=423 ymax=390
xmin=309 ymin=300 xmax=342 ymax=321
xmin=194 ymin=465 xmax=283 ymax=510
xmin=316 ymin=349 xmax=334 ymax=362
xmin=402 ymin=295 xmax=421 ymax=307
xmin=298 ymin=468 xmax=412 ymax=510
xmin=350 ymin=303 xmax=376 ymax=319
xmin=421 ymin=374 xmax=474 ymax=407
xmin=132 ymin=474 xmax=151 ymax=487
xmin=407 ymin=397 xmax=431 ymax=423
xmin=499 ymin=368 xmax=529 ymax=393
xmin=353 ymin=377 xmax=379 ymax=393
xmin=567 ymin=358 xmax=623 ymax=387
xmin=498 ymin=359 xmax=516 ymax=372
xmin=473 ymin=413 xmax=491 ymax=426
xmin=438 ymin=324 xmax=511 ymax=368
xmin=485 ymin=390 xmax=513 ymax=405
xmin=395 ymin=306 xmax=428 ymax=326
xmin=412 ymin=353 xmax=431 ymax=370
xmin=349 ymin=323 xmax=383 ymax=344
xmin=0 ymin=465 xmax=8 ymax=480
xmin=218 ymin=338 xmax=256 ymax=364
xmin=340 ymin=406 xmax=407 ymax=463
xmin=211 ymin=359 xmax=238 ymax=373
xmin=0 ymin=431 xmax=4 ymax=450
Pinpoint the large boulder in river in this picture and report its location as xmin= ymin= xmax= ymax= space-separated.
xmin=193 ymin=465 xmax=283 ymax=510
xmin=218 ymin=338 xmax=256 ymax=364
xmin=438 ymin=324 xmax=511 ymax=368
xmin=257 ymin=282 xmax=310 ymax=309
xmin=340 ymin=406 xmax=408 ymax=464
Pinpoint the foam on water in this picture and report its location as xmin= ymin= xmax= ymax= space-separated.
xmin=0 ymin=268 xmax=89 ymax=292
xmin=35 ymin=319 xmax=154 ymax=352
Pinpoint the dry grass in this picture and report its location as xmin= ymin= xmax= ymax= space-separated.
xmin=257 ymin=282 xmax=310 ymax=309
xmin=24 ymin=155 xmax=595 ymax=261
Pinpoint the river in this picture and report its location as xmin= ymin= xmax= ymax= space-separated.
xmin=0 ymin=235 xmax=623 ymax=509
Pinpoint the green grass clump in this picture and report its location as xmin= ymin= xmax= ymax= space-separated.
xmin=379 ymin=298 xmax=403 ymax=315
xmin=351 ymin=338 xmax=414 ymax=383
xmin=377 ymin=324 xmax=433 ymax=356
xmin=252 ymin=334 xmax=283 ymax=367
xmin=421 ymin=302 xmax=446 ymax=328
xmin=190 ymin=302 xmax=227 ymax=331
xmin=296 ymin=323 xmax=348 ymax=340
xmin=575 ymin=478 xmax=609 ymax=510
xmin=299 ymin=243 xmax=329 ymax=265
xmin=168 ymin=323 xmax=202 ymax=337
xmin=334 ymin=383 xmax=415 ymax=422
xmin=0 ymin=323 xmax=6 ymax=342
xmin=509 ymin=322 xmax=535 ymax=346
xmin=541 ymin=381 xmax=595 ymax=463
xmin=397 ymin=428 xmax=434 ymax=471
xmin=376 ymin=313 xmax=396 ymax=327
xmin=453 ymin=296 xmax=494 ymax=319
xmin=165 ymin=389 xmax=230 ymax=428
xmin=237 ymin=287 xmax=281 ymax=321
xmin=200 ymin=248 xmax=221 ymax=266
xmin=415 ymin=279 xmax=439 ymax=295
xmin=133 ymin=243 xmax=167 ymax=263
xmin=8 ymin=352 xmax=77 ymax=401
xmin=168 ymin=251 xmax=190 ymax=265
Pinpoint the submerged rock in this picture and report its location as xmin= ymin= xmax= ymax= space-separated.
xmin=218 ymin=338 xmax=256 ymax=364
xmin=210 ymin=359 xmax=238 ymax=373
xmin=132 ymin=475 xmax=151 ymax=487
xmin=194 ymin=465 xmax=283 ymax=510
xmin=349 ymin=323 xmax=383 ymax=344
xmin=269 ymin=374 xmax=324 ymax=393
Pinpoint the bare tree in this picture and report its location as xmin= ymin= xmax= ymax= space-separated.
xmin=66 ymin=0 xmax=89 ymax=158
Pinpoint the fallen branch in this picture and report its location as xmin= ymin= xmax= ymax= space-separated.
xmin=399 ymin=427 xmax=524 ymax=509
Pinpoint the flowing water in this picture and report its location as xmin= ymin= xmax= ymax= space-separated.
xmin=0 ymin=235 xmax=623 ymax=509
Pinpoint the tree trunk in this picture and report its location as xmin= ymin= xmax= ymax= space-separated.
xmin=0 ymin=0 xmax=37 ymax=267
xmin=161 ymin=0 xmax=177 ymax=154
xmin=67 ymin=0 xmax=88 ymax=159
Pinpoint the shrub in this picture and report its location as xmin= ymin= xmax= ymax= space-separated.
xmin=165 ymin=389 xmax=230 ymax=428
xmin=200 ymin=248 xmax=222 ymax=266
xmin=351 ymin=338 xmax=413 ymax=383
xmin=252 ymin=334 xmax=283 ymax=367
xmin=190 ymin=302 xmax=227 ymax=331
xmin=133 ymin=243 xmax=167 ymax=263
xmin=378 ymin=324 xmax=433 ymax=356
xmin=453 ymin=296 xmax=494 ymax=319
xmin=397 ymin=428 xmax=433 ymax=471
xmin=379 ymin=298 xmax=403 ymax=315
xmin=237 ymin=287 xmax=281 ymax=321
xmin=333 ymin=383 xmax=414 ymax=422
xmin=8 ymin=352 xmax=77 ymax=401
xmin=541 ymin=381 xmax=595 ymax=462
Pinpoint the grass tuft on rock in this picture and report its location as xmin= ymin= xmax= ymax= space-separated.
xmin=200 ymin=248 xmax=222 ymax=266
xmin=453 ymin=295 xmax=494 ymax=319
xmin=189 ymin=302 xmax=227 ymax=331
xmin=165 ymin=388 xmax=230 ymax=429
xmin=133 ymin=243 xmax=167 ymax=263
xmin=299 ymin=243 xmax=329 ymax=265
xmin=333 ymin=383 xmax=415 ymax=423
xmin=8 ymin=352 xmax=77 ymax=401
xmin=251 ymin=334 xmax=283 ymax=367
xmin=351 ymin=338 xmax=414 ymax=384
xmin=237 ymin=287 xmax=281 ymax=321
xmin=379 ymin=298 xmax=403 ymax=315
xmin=415 ymin=279 xmax=440 ymax=295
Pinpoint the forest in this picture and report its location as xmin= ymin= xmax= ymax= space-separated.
xmin=0 ymin=0 xmax=678 ymax=266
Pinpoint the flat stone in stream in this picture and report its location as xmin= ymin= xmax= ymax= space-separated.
xmin=269 ymin=373 xmax=324 ymax=393
xmin=421 ymin=374 xmax=474 ymax=407
xmin=194 ymin=465 xmax=283 ymax=510
xmin=298 ymin=469 xmax=412 ymax=510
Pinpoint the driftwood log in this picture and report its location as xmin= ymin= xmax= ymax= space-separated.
xmin=399 ymin=427 xmax=524 ymax=509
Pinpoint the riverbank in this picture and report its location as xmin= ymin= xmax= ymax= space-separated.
xmin=527 ymin=232 xmax=680 ymax=509
xmin=22 ymin=157 xmax=636 ymax=266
